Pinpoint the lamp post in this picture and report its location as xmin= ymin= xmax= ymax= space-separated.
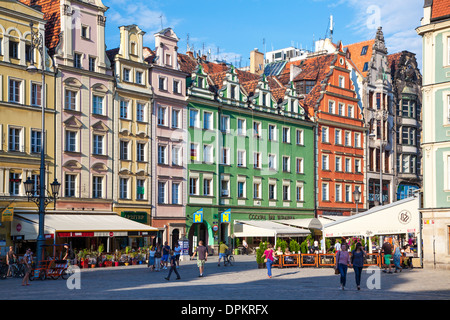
xmin=353 ymin=188 xmax=361 ymax=215
xmin=24 ymin=22 xmax=60 ymax=266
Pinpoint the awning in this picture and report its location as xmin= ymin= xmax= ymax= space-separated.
xmin=275 ymin=216 xmax=346 ymax=230
xmin=233 ymin=220 xmax=311 ymax=238
xmin=11 ymin=213 xmax=159 ymax=240
xmin=322 ymin=196 xmax=421 ymax=238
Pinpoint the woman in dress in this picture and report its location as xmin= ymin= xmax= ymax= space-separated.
xmin=393 ymin=240 xmax=403 ymax=273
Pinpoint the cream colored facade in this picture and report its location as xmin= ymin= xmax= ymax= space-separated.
xmin=0 ymin=0 xmax=56 ymax=253
xmin=108 ymin=25 xmax=153 ymax=226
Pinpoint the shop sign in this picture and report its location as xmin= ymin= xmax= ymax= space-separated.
xmin=94 ymin=232 xmax=127 ymax=237
xmin=221 ymin=209 xmax=231 ymax=223
xmin=57 ymin=232 xmax=94 ymax=237
xmin=1 ymin=205 xmax=14 ymax=222
xmin=44 ymin=234 xmax=54 ymax=239
xmin=16 ymin=223 xmax=22 ymax=232
xmin=193 ymin=208 xmax=203 ymax=223
xmin=398 ymin=210 xmax=411 ymax=225
xmin=121 ymin=211 xmax=148 ymax=224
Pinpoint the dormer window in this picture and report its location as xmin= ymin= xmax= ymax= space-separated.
xmin=197 ymin=77 xmax=204 ymax=88
xmin=165 ymin=53 xmax=172 ymax=66
xmin=262 ymin=93 xmax=267 ymax=106
xmin=230 ymin=85 xmax=236 ymax=100
xmin=130 ymin=42 xmax=137 ymax=55
xmin=361 ymin=45 xmax=368 ymax=56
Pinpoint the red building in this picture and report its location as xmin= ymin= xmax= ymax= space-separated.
xmin=278 ymin=43 xmax=366 ymax=216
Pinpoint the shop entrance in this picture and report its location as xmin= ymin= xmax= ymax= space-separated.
xmin=188 ymin=222 xmax=208 ymax=254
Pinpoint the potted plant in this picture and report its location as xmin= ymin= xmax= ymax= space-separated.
xmin=289 ymin=239 xmax=300 ymax=254
xmin=255 ymin=242 xmax=268 ymax=269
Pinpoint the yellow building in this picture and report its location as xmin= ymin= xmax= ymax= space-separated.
xmin=0 ymin=0 xmax=56 ymax=254
xmin=107 ymin=25 xmax=153 ymax=244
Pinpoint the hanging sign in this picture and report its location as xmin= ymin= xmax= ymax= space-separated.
xmin=193 ymin=208 xmax=203 ymax=223
xmin=221 ymin=209 xmax=231 ymax=223
xmin=1 ymin=204 xmax=14 ymax=222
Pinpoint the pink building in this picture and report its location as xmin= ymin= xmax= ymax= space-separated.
xmin=147 ymin=28 xmax=188 ymax=246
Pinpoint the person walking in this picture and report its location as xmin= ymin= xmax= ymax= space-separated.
xmin=154 ymin=244 xmax=162 ymax=272
xmin=192 ymin=240 xmax=208 ymax=277
xmin=148 ymin=246 xmax=156 ymax=271
xmin=217 ymin=241 xmax=228 ymax=266
xmin=393 ymin=240 xmax=403 ymax=273
xmin=6 ymin=246 xmax=17 ymax=277
xmin=351 ymin=242 xmax=366 ymax=290
xmin=381 ymin=238 xmax=393 ymax=273
xmin=162 ymin=241 xmax=170 ymax=270
xmin=261 ymin=243 xmax=274 ymax=278
xmin=173 ymin=242 xmax=181 ymax=268
xmin=165 ymin=250 xmax=181 ymax=281
xmin=21 ymin=248 xmax=32 ymax=286
xmin=335 ymin=243 xmax=351 ymax=290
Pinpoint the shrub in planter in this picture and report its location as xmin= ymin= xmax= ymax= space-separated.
xmin=255 ymin=242 xmax=268 ymax=268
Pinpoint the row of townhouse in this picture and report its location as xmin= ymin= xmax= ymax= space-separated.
xmin=0 ymin=0 xmax=421 ymax=255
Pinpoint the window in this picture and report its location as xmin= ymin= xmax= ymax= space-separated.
xmin=92 ymin=176 xmax=103 ymax=198
xmin=335 ymin=184 xmax=342 ymax=202
xmin=361 ymin=45 xmax=368 ymax=55
xmin=89 ymin=57 xmax=96 ymax=72
xmin=120 ymin=140 xmax=129 ymax=160
xmin=137 ymin=103 xmax=145 ymax=122
xmin=345 ymin=185 xmax=352 ymax=203
xmin=137 ymin=179 xmax=145 ymax=200
xmin=344 ymin=131 xmax=351 ymax=147
xmin=338 ymin=102 xmax=344 ymax=116
xmin=355 ymin=159 xmax=361 ymax=173
xmin=268 ymin=124 xmax=276 ymax=141
xmin=93 ymin=134 xmax=104 ymax=155
xmin=204 ymin=112 xmax=213 ymax=130
xmin=362 ymin=62 xmax=369 ymax=72
xmin=296 ymin=80 xmax=316 ymax=94
xmin=269 ymin=183 xmax=276 ymax=200
xmin=172 ymin=183 xmax=180 ymax=204
xmin=172 ymin=146 xmax=181 ymax=166
xmin=173 ymin=80 xmax=180 ymax=93
xmin=376 ymin=93 xmax=381 ymax=109
xmin=65 ymin=131 xmax=77 ymax=152
xmin=158 ymin=181 xmax=166 ymax=203
xmin=189 ymin=109 xmax=199 ymax=128
xmin=221 ymin=179 xmax=229 ymax=197
xmin=237 ymin=150 xmax=246 ymax=167
xmin=322 ymin=154 xmax=329 ymax=170
xmin=230 ymin=85 xmax=237 ymax=100
xmin=322 ymin=183 xmax=329 ymax=201
xmin=203 ymin=179 xmax=212 ymax=196
xmin=31 ymin=83 xmax=41 ymax=106
xmin=9 ymin=79 xmax=21 ymax=103
xmin=237 ymin=119 xmax=246 ymax=135
xmin=30 ymin=129 xmax=41 ymax=153
xmin=136 ymin=71 xmax=143 ymax=85
xmin=159 ymin=77 xmax=167 ymax=90
xmin=221 ymin=115 xmax=230 ymax=133
xmin=190 ymin=143 xmax=198 ymax=161
xmin=335 ymin=156 xmax=342 ymax=172
xmin=322 ymin=126 xmax=329 ymax=143
xmin=253 ymin=152 xmax=261 ymax=169
xmin=9 ymin=173 xmax=20 ymax=196
xmin=9 ymin=41 xmax=18 ymax=59
xmin=253 ymin=182 xmax=261 ymax=199
xmin=197 ymin=77 xmax=204 ymax=88
xmin=335 ymin=129 xmax=342 ymax=145
xmin=296 ymin=158 xmax=304 ymax=173
xmin=74 ymin=53 xmax=82 ymax=69
xmin=203 ymin=144 xmax=213 ymax=163
xmin=158 ymin=106 xmax=167 ymax=126
xmin=295 ymin=130 xmax=303 ymax=146
xmin=268 ymin=154 xmax=276 ymax=170
xmin=81 ymin=26 xmax=89 ymax=39
xmin=253 ymin=121 xmax=261 ymax=138
xmin=402 ymin=127 xmax=416 ymax=146
xmin=282 ymin=156 xmax=290 ymax=172
xmin=189 ymin=178 xmax=198 ymax=195
xmin=348 ymin=105 xmax=354 ymax=118
xmin=8 ymin=127 xmax=22 ymax=152
xmin=165 ymin=53 xmax=172 ymax=66
xmin=221 ymin=148 xmax=230 ymax=165
xmin=282 ymin=127 xmax=290 ymax=143
xmin=158 ymin=145 xmax=167 ymax=164
xmin=137 ymin=142 xmax=145 ymax=162
xmin=328 ymin=100 xmax=335 ymax=114
xmin=296 ymin=185 xmax=303 ymax=202
xmin=65 ymin=90 xmax=77 ymax=110
xmin=345 ymin=158 xmax=352 ymax=172
xmin=354 ymin=132 xmax=361 ymax=148
xmin=120 ymin=100 xmax=129 ymax=119
xmin=123 ymin=68 xmax=130 ymax=82
xmin=283 ymin=184 xmax=290 ymax=201
xmin=338 ymin=76 xmax=345 ymax=88
xmin=130 ymin=42 xmax=137 ymax=55
xmin=65 ymin=174 xmax=76 ymax=197
xmin=238 ymin=181 xmax=245 ymax=198
xmin=119 ymin=178 xmax=129 ymax=199
xmin=92 ymin=95 xmax=103 ymax=115
xmin=402 ymin=99 xmax=417 ymax=118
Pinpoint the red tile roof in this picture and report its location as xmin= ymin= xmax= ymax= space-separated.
xmin=19 ymin=0 xmax=61 ymax=54
xmin=344 ymin=39 xmax=375 ymax=78
xmin=431 ymin=0 xmax=450 ymax=20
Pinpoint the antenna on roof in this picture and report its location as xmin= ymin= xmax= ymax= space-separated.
xmin=159 ymin=14 xmax=164 ymax=30
xmin=186 ymin=33 xmax=190 ymax=52
xmin=330 ymin=15 xmax=334 ymax=42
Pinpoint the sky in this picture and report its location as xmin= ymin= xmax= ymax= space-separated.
xmin=104 ymin=0 xmax=424 ymax=70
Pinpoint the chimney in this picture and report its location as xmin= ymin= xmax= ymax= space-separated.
xmin=250 ymin=48 xmax=264 ymax=75
xmin=187 ymin=51 xmax=194 ymax=59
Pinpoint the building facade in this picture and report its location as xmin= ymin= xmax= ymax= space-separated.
xmin=0 ymin=0 xmax=56 ymax=253
xmin=107 ymin=24 xmax=153 ymax=246
xmin=416 ymin=0 xmax=450 ymax=270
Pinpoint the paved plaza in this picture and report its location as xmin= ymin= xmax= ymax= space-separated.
xmin=0 ymin=255 xmax=449 ymax=301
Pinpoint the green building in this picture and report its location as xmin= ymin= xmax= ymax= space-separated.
xmin=179 ymin=56 xmax=316 ymax=253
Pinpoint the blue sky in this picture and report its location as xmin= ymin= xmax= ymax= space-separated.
xmin=104 ymin=0 xmax=424 ymax=69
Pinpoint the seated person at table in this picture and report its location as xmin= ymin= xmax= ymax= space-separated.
xmin=276 ymin=247 xmax=283 ymax=255
xmin=284 ymin=248 xmax=291 ymax=255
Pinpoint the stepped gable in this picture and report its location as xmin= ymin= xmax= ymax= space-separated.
xmin=19 ymin=0 xmax=61 ymax=54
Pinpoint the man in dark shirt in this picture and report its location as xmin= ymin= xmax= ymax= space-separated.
xmin=381 ymin=239 xmax=393 ymax=273
xmin=164 ymin=250 xmax=180 ymax=281
xmin=192 ymin=241 xmax=208 ymax=277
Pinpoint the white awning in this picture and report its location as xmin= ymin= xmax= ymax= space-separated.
xmin=233 ymin=220 xmax=311 ymax=238
xmin=322 ymin=196 xmax=421 ymax=238
xmin=11 ymin=213 xmax=158 ymax=240
xmin=275 ymin=216 xmax=346 ymax=230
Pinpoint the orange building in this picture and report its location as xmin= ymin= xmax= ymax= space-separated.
xmin=279 ymin=42 xmax=366 ymax=216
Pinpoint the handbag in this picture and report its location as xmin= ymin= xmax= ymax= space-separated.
xmin=264 ymin=258 xmax=267 ymax=263
xmin=334 ymin=251 xmax=340 ymax=274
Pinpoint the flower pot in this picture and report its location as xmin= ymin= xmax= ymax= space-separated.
xmin=91 ymin=264 xmax=95 ymax=268
xmin=114 ymin=262 xmax=119 ymax=267
xmin=125 ymin=262 xmax=129 ymax=266
xmin=257 ymin=263 xmax=265 ymax=269
xmin=234 ymin=249 xmax=240 ymax=255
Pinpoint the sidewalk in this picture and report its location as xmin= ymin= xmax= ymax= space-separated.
xmin=0 ymin=254 xmax=449 ymax=300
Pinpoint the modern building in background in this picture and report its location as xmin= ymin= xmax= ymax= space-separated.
xmin=416 ymin=0 xmax=450 ymax=270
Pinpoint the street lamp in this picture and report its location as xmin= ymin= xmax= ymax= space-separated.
xmin=353 ymin=188 xmax=361 ymax=215
xmin=24 ymin=22 xmax=60 ymax=266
